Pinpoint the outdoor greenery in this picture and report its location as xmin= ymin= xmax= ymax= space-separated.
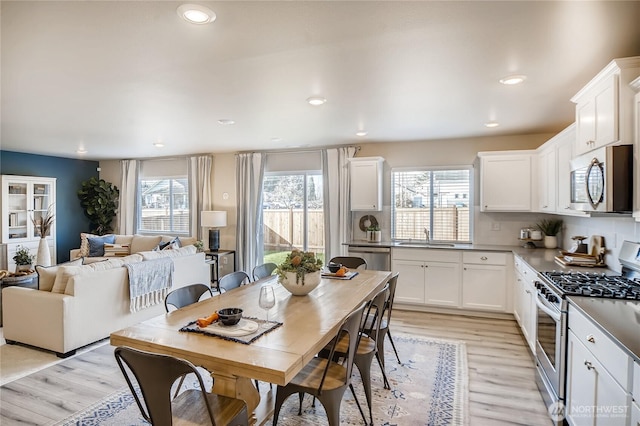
xmin=13 ymin=245 xmax=36 ymax=265
xmin=536 ymin=218 xmax=564 ymax=236
xmin=275 ymin=249 xmax=323 ymax=285
xmin=77 ymin=177 xmax=120 ymax=235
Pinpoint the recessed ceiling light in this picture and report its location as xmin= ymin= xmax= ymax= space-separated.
xmin=355 ymin=131 xmax=368 ymax=137
xmin=499 ymin=75 xmax=527 ymax=85
xmin=484 ymin=121 xmax=500 ymax=128
xmin=217 ymin=119 xmax=235 ymax=125
xmin=154 ymin=142 xmax=165 ymax=148
xmin=306 ymin=96 xmax=327 ymax=106
xmin=177 ymin=4 xmax=216 ymax=24
xmin=76 ymin=148 xmax=87 ymax=154
xmin=271 ymin=137 xmax=283 ymax=143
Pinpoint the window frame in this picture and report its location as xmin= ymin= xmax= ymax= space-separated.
xmin=136 ymin=175 xmax=191 ymax=236
xmin=391 ymin=165 xmax=474 ymax=244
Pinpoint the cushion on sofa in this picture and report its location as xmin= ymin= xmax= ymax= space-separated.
xmin=36 ymin=259 xmax=84 ymax=291
xmin=88 ymin=258 xmax=126 ymax=271
xmin=51 ymin=265 xmax=91 ymax=294
xmin=140 ymin=245 xmax=196 ymax=261
xmin=114 ymin=235 xmax=134 ymax=245
xmin=155 ymin=237 xmax=180 ymax=251
xmin=178 ymin=236 xmax=197 ymax=247
xmin=104 ymin=243 xmax=131 ymax=257
xmin=130 ymin=235 xmax=163 ymax=253
xmin=79 ymin=233 xmax=98 ymax=257
xmin=88 ymin=235 xmax=116 ymax=257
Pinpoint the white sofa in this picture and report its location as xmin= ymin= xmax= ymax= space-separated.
xmin=2 ymin=246 xmax=210 ymax=357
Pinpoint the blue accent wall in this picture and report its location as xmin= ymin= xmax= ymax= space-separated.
xmin=1 ymin=151 xmax=100 ymax=263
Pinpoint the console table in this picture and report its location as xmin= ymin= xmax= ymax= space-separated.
xmin=204 ymin=249 xmax=235 ymax=292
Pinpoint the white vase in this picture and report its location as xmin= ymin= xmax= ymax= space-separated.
xmin=37 ymin=238 xmax=51 ymax=266
xmin=279 ymin=271 xmax=321 ymax=296
xmin=544 ymin=235 xmax=558 ymax=249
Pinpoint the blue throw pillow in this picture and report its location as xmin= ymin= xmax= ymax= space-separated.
xmin=87 ymin=235 xmax=116 ymax=257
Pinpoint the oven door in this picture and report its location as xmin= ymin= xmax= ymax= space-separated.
xmin=535 ymin=293 xmax=564 ymax=400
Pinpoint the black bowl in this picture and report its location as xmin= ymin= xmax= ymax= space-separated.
xmin=327 ymin=262 xmax=342 ymax=273
xmin=218 ymin=308 xmax=243 ymax=326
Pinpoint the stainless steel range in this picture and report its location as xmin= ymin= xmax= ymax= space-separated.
xmin=533 ymin=240 xmax=640 ymax=423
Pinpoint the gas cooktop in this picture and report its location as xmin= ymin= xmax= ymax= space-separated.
xmin=540 ymin=271 xmax=640 ymax=300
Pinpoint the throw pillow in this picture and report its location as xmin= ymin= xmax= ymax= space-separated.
xmin=178 ymin=236 xmax=197 ymax=247
xmin=130 ymin=235 xmax=163 ymax=253
xmin=87 ymin=235 xmax=116 ymax=257
xmin=51 ymin=265 xmax=88 ymax=294
xmin=35 ymin=258 xmax=83 ymax=291
xmin=103 ymin=243 xmax=131 ymax=257
xmin=79 ymin=232 xmax=99 ymax=257
xmin=155 ymin=237 xmax=180 ymax=251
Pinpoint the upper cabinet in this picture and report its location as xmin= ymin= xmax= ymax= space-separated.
xmin=571 ymin=57 xmax=640 ymax=157
xmin=537 ymin=145 xmax=557 ymax=213
xmin=350 ymin=157 xmax=383 ymax=211
xmin=478 ymin=151 xmax=536 ymax=212
xmin=632 ymin=76 xmax=640 ymax=222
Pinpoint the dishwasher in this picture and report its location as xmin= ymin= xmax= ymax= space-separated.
xmin=347 ymin=245 xmax=391 ymax=271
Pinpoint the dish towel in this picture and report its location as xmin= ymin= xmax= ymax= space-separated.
xmin=125 ymin=257 xmax=173 ymax=313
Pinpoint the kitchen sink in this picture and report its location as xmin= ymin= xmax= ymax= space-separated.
xmin=396 ymin=242 xmax=456 ymax=247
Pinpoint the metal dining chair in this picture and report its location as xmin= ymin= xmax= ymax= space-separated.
xmin=114 ymin=346 xmax=248 ymax=426
xmin=218 ymin=271 xmax=250 ymax=293
xmin=164 ymin=283 xmax=213 ymax=312
xmin=252 ymin=263 xmax=277 ymax=281
xmin=272 ymin=303 xmax=368 ymax=426
xmin=366 ymin=272 xmax=401 ymax=373
xmin=330 ymin=256 xmax=368 ymax=270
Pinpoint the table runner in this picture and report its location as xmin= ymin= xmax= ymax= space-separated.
xmin=180 ymin=317 xmax=282 ymax=344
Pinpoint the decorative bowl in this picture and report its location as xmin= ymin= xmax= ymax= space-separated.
xmin=327 ymin=262 xmax=342 ymax=273
xmin=279 ymin=271 xmax=321 ymax=296
xmin=217 ymin=308 xmax=243 ymax=325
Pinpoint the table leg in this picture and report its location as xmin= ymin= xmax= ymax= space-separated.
xmin=211 ymin=372 xmax=261 ymax=424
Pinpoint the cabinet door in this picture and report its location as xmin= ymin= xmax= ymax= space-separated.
xmin=557 ymin=136 xmax=574 ymax=213
xmin=593 ymin=75 xmax=618 ymax=148
xmin=538 ymin=148 xmax=557 ymax=212
xmin=350 ymin=160 xmax=382 ymax=211
xmin=522 ymin=279 xmax=536 ymax=353
xmin=424 ymin=261 xmax=460 ymax=307
xmin=513 ymin=270 xmax=525 ymax=325
xmin=392 ymin=259 xmax=425 ymax=304
xmin=576 ymin=99 xmax=596 ymax=156
xmin=634 ymin=91 xmax=640 ymax=222
xmin=461 ymin=264 xmax=507 ymax=311
xmin=480 ymin=154 xmax=532 ymax=211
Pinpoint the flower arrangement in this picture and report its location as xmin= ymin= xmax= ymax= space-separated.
xmin=13 ymin=245 xmax=36 ymax=266
xmin=276 ymin=249 xmax=323 ymax=285
xmin=31 ymin=204 xmax=55 ymax=237
xmin=536 ymin=218 xmax=563 ymax=236
xmin=193 ymin=240 xmax=204 ymax=252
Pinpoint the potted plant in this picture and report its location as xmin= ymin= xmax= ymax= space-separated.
xmin=193 ymin=240 xmax=204 ymax=252
xmin=31 ymin=204 xmax=55 ymax=266
xmin=77 ymin=177 xmax=120 ymax=235
xmin=13 ymin=245 xmax=36 ymax=272
xmin=276 ymin=249 xmax=323 ymax=296
xmin=536 ymin=218 xmax=563 ymax=249
xmin=367 ymin=224 xmax=382 ymax=242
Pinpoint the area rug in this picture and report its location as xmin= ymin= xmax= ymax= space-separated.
xmin=55 ymin=334 xmax=468 ymax=426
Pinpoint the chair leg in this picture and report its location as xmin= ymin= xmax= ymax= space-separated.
xmin=297 ymin=392 xmax=304 ymax=415
xmin=387 ymin=329 xmax=401 ymax=364
xmin=255 ymin=379 xmax=260 ymax=391
xmin=317 ymin=388 xmax=351 ymax=426
xmin=174 ymin=374 xmax=187 ymax=398
xmin=349 ymin=383 xmax=368 ymax=425
xmin=375 ymin=351 xmax=391 ymax=390
xmin=272 ymin=385 xmax=297 ymax=426
xmin=355 ymin=354 xmax=374 ymax=425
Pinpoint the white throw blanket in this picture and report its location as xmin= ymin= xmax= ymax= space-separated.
xmin=125 ymin=257 xmax=174 ymax=313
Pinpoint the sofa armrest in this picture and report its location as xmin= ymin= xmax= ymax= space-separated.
xmin=70 ymin=248 xmax=82 ymax=260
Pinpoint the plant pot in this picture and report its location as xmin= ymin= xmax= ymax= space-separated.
xmin=544 ymin=235 xmax=558 ymax=249
xmin=37 ymin=238 xmax=51 ymax=267
xmin=15 ymin=264 xmax=33 ymax=273
xmin=279 ymin=271 xmax=321 ymax=296
xmin=368 ymin=230 xmax=382 ymax=242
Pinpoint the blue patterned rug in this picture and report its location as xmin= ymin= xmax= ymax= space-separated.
xmin=55 ymin=334 xmax=468 ymax=426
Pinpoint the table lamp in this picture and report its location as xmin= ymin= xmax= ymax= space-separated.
xmin=201 ymin=211 xmax=227 ymax=251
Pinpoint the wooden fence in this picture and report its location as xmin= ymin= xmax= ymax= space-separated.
xmin=263 ymin=209 xmax=324 ymax=252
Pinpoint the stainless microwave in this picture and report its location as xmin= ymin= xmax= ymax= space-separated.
xmin=570 ymin=144 xmax=633 ymax=213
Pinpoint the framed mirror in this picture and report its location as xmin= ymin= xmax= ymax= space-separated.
xmin=586 ymin=157 xmax=604 ymax=209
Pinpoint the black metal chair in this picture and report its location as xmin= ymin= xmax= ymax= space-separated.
xmin=164 ymin=283 xmax=213 ymax=312
xmin=272 ymin=303 xmax=368 ymax=426
xmin=365 ymin=273 xmax=401 ymax=373
xmin=252 ymin=263 xmax=277 ymax=281
xmin=330 ymin=256 xmax=367 ymax=270
xmin=218 ymin=271 xmax=250 ymax=293
xmin=114 ymin=346 xmax=248 ymax=426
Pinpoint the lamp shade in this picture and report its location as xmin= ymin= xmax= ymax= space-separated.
xmin=201 ymin=211 xmax=227 ymax=228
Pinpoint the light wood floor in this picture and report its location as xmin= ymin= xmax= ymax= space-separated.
xmin=0 ymin=310 xmax=551 ymax=425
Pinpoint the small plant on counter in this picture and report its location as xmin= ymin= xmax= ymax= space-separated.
xmin=276 ymin=249 xmax=323 ymax=285
xmin=13 ymin=245 xmax=36 ymax=266
xmin=536 ymin=218 xmax=563 ymax=236
xmin=366 ymin=224 xmax=380 ymax=232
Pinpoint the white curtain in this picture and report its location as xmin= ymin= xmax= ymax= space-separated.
xmin=322 ymin=146 xmax=357 ymax=260
xmin=236 ymin=153 xmax=265 ymax=274
xmin=118 ymin=159 xmax=138 ymax=235
xmin=189 ymin=155 xmax=214 ymax=240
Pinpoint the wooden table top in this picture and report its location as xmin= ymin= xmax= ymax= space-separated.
xmin=110 ymin=269 xmax=391 ymax=386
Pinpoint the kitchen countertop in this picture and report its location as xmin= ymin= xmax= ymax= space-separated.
xmin=345 ymin=240 xmax=524 ymax=252
xmin=567 ymin=296 xmax=640 ymax=363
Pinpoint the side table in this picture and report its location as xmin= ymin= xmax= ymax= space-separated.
xmin=1 ymin=273 xmax=38 ymax=327
xmin=204 ymin=250 xmax=236 ymax=292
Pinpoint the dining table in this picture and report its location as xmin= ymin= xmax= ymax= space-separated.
xmin=110 ymin=268 xmax=392 ymax=425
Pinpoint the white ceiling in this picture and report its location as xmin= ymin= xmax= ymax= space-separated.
xmin=2 ymin=1 xmax=640 ymax=161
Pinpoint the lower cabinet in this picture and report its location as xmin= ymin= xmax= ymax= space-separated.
xmin=461 ymin=251 xmax=509 ymax=312
xmin=513 ymin=255 xmax=537 ymax=353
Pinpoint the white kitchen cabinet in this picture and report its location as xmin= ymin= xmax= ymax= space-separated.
xmin=1 ymin=175 xmax=57 ymax=270
xmin=571 ymin=57 xmax=640 ymax=157
xmin=349 ymin=157 xmax=383 ymax=211
xmin=538 ymin=146 xmax=557 ymax=212
xmin=392 ymin=248 xmax=461 ymax=307
xmin=632 ymin=77 xmax=640 ymax=222
xmin=478 ymin=151 xmax=536 ymax=212
xmin=513 ymin=255 xmax=537 ymax=353
xmin=633 ymin=362 xmax=640 ymax=426
xmin=461 ymin=251 xmax=510 ymax=312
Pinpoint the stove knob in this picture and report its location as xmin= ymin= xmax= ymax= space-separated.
xmin=547 ymin=294 xmax=558 ymax=303
xmin=540 ymin=287 xmax=547 ymax=296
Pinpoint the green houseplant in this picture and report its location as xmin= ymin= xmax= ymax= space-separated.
xmin=77 ymin=177 xmax=120 ymax=235
xmin=536 ymin=218 xmax=563 ymax=249
xmin=13 ymin=245 xmax=36 ymax=271
xmin=276 ymin=250 xmax=323 ymax=295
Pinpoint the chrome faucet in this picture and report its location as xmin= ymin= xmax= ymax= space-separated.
xmin=424 ymin=227 xmax=430 ymax=243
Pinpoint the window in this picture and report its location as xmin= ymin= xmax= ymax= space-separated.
xmin=262 ymin=172 xmax=324 ymax=264
xmin=392 ymin=168 xmax=472 ymax=243
xmin=138 ymin=159 xmax=190 ymax=234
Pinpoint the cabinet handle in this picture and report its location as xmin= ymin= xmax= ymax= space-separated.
xmin=484 ymin=205 xmax=488 ymax=209
xmin=525 ymin=289 xmax=531 ymax=294
xmin=586 ymin=334 xmax=595 ymax=343
xmin=480 ymin=256 xmax=488 ymax=261
xmin=542 ymin=205 xmax=548 ymax=209
xmin=584 ymin=360 xmax=595 ymax=370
